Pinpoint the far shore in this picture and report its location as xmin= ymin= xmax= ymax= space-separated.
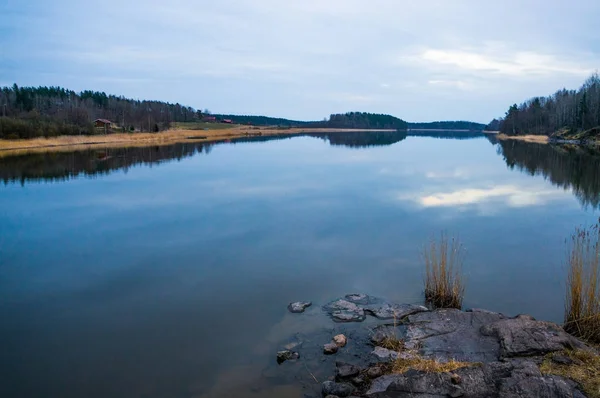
xmin=0 ymin=126 xmax=397 ymax=158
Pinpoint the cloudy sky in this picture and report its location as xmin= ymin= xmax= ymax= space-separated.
xmin=1 ymin=0 xmax=599 ymax=122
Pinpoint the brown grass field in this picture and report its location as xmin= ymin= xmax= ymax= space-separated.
xmin=0 ymin=125 xmax=396 ymax=158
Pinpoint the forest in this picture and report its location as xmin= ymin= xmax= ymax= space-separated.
xmin=0 ymin=84 xmax=410 ymax=139
xmin=0 ymin=85 xmax=201 ymax=139
xmin=407 ymin=121 xmax=485 ymax=130
xmin=491 ymin=73 xmax=600 ymax=138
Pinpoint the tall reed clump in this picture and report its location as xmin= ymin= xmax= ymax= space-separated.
xmin=564 ymin=219 xmax=600 ymax=344
xmin=423 ymin=233 xmax=465 ymax=309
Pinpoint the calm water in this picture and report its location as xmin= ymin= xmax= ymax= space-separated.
xmin=0 ymin=131 xmax=599 ymax=397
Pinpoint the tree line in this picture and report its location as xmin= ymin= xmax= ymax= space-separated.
xmin=0 ymin=84 xmax=203 ymax=139
xmin=408 ymin=121 xmax=485 ymax=130
xmin=489 ymin=73 xmax=600 ymax=137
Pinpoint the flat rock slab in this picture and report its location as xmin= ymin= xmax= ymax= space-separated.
xmin=366 ymin=361 xmax=585 ymax=398
xmin=364 ymin=303 xmax=428 ymax=320
xmin=406 ymin=308 xmax=505 ymax=363
xmin=480 ymin=314 xmax=590 ymax=358
xmin=324 ymin=299 xmax=366 ymax=322
xmin=323 ymin=294 xmax=427 ymax=323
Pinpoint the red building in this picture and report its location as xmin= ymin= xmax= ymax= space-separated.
xmin=94 ymin=119 xmax=112 ymax=128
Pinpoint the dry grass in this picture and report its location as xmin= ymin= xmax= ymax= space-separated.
xmin=564 ymin=220 xmax=600 ymax=344
xmin=0 ymin=126 xmax=396 ymax=158
xmin=540 ymin=349 xmax=600 ymax=398
xmin=423 ymin=233 xmax=465 ymax=309
xmin=393 ymin=355 xmax=475 ymax=374
xmin=497 ymin=133 xmax=550 ymax=144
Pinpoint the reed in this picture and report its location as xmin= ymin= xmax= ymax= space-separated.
xmin=423 ymin=233 xmax=465 ymax=309
xmin=564 ymin=220 xmax=600 ymax=344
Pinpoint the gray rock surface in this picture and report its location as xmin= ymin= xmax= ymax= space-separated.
xmin=364 ymin=303 xmax=429 ymax=320
xmin=322 ymin=381 xmax=355 ymax=397
xmin=335 ymin=362 xmax=361 ymax=379
xmin=324 ymin=342 xmax=339 ymax=355
xmin=288 ymin=301 xmax=312 ymax=313
xmin=406 ymin=308 xmax=505 ymax=362
xmin=480 ymin=314 xmax=589 ymax=358
xmin=366 ymin=366 xmax=383 ymax=379
xmin=324 ymin=299 xmax=366 ymax=322
xmin=365 ymin=355 xmax=587 ymax=397
xmin=370 ymin=347 xmax=399 ymax=363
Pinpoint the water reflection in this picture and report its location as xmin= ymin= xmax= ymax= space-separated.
xmin=0 ymin=131 xmax=409 ymax=184
xmin=498 ymin=140 xmax=600 ymax=209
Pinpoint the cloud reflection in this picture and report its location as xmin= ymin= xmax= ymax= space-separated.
xmin=406 ymin=185 xmax=566 ymax=208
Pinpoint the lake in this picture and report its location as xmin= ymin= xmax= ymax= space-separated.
xmin=0 ymin=131 xmax=599 ymax=398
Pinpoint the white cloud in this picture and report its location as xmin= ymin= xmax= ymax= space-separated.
xmin=419 ymin=48 xmax=593 ymax=77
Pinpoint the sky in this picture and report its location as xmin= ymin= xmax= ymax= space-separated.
xmin=1 ymin=0 xmax=599 ymax=123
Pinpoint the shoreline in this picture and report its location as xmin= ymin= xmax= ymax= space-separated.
xmin=0 ymin=126 xmax=398 ymax=158
xmin=497 ymin=133 xmax=549 ymax=144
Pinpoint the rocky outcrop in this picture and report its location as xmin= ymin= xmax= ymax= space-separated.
xmin=276 ymin=294 xmax=595 ymax=397
xmin=480 ymin=314 xmax=590 ymax=358
xmin=323 ymin=294 xmax=428 ymax=323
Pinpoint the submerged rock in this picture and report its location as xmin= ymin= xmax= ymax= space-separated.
xmin=364 ymin=303 xmax=428 ymax=320
xmin=276 ymin=350 xmax=299 ymax=364
xmin=335 ymin=362 xmax=360 ymax=379
xmin=344 ymin=293 xmax=371 ymax=305
xmin=324 ymin=299 xmax=365 ymax=322
xmin=324 ymin=342 xmax=339 ymax=355
xmin=287 ymin=301 xmax=312 ymax=313
xmin=321 ymin=381 xmax=355 ymax=397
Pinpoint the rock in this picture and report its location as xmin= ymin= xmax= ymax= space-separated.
xmin=335 ymin=362 xmax=360 ymax=379
xmin=283 ymin=340 xmax=302 ymax=351
xmin=324 ymin=343 xmax=339 ymax=355
xmin=344 ymin=293 xmax=371 ymax=305
xmin=406 ymin=308 xmax=504 ymax=362
xmin=276 ymin=350 xmax=299 ymax=364
xmin=365 ymin=374 xmax=401 ymax=395
xmin=333 ymin=334 xmax=347 ymax=347
xmin=498 ymin=375 xmax=586 ymax=398
xmin=288 ymin=301 xmax=312 ymax=313
xmin=324 ymin=299 xmax=366 ymax=322
xmin=324 ymin=396 xmax=339 ymax=398
xmin=364 ymin=303 xmax=429 ymax=320
xmin=370 ymin=346 xmax=398 ymax=362
xmin=321 ymin=381 xmax=355 ymax=397
xmin=480 ymin=314 xmax=589 ymax=358
xmin=351 ymin=376 xmax=366 ymax=387
xmin=364 ymin=363 xmax=586 ymax=397
xmin=366 ymin=366 xmax=383 ymax=379
xmin=370 ymin=326 xmax=397 ymax=345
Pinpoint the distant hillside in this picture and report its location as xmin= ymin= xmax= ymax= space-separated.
xmin=216 ymin=112 xmax=408 ymax=130
xmin=326 ymin=112 xmax=407 ymax=130
xmin=408 ymin=121 xmax=486 ymax=130
xmin=490 ymin=73 xmax=600 ymax=141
